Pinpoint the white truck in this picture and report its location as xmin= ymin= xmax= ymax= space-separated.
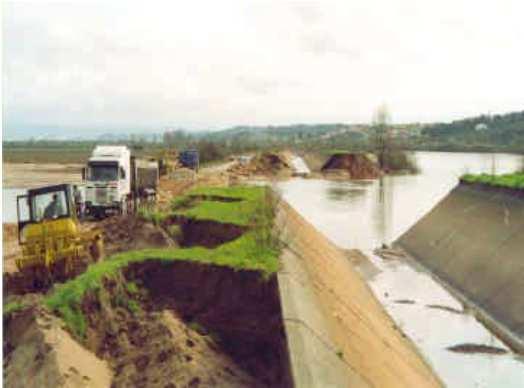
xmin=84 ymin=145 xmax=159 ymax=217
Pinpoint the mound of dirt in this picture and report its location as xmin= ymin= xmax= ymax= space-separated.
xmin=321 ymin=153 xmax=381 ymax=179
xmin=95 ymin=215 xmax=176 ymax=256
xmin=228 ymin=152 xmax=292 ymax=177
xmin=81 ymin=262 xmax=291 ymax=387
xmin=4 ymin=307 xmax=112 ymax=388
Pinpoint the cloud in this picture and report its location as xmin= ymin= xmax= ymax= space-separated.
xmin=3 ymin=0 xmax=524 ymax=139
xmin=301 ymin=30 xmax=360 ymax=59
xmin=292 ymin=3 xmax=323 ymax=25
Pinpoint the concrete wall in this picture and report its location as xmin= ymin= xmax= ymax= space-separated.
xmin=279 ymin=202 xmax=442 ymax=388
xmin=398 ymin=182 xmax=524 ymax=351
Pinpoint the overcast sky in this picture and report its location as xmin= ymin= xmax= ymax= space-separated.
xmin=3 ymin=0 xmax=524 ymax=139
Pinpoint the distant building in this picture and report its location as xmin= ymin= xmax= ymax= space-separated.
xmin=475 ymin=123 xmax=489 ymax=131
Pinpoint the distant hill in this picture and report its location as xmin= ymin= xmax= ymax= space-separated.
xmin=420 ymin=111 xmax=524 ymax=152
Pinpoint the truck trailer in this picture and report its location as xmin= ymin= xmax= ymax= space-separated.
xmin=84 ymin=145 xmax=159 ymax=217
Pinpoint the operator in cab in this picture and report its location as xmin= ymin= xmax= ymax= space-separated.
xmin=43 ymin=194 xmax=65 ymax=219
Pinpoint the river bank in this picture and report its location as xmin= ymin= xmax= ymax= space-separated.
xmin=398 ymin=181 xmax=524 ymax=353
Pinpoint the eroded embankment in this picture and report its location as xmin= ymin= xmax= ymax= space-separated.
xmin=80 ymin=261 xmax=291 ymax=387
xmin=397 ymin=182 xmax=524 ymax=352
xmin=278 ymin=202 xmax=442 ymax=388
xmin=4 ymin=186 xmax=292 ymax=388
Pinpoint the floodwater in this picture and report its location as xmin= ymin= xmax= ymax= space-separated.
xmin=2 ymin=188 xmax=26 ymax=223
xmin=278 ymin=151 xmax=524 ymax=388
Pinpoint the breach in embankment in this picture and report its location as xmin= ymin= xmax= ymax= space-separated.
xmin=397 ymin=174 xmax=524 ymax=353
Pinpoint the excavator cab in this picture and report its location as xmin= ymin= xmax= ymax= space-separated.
xmin=16 ymin=184 xmax=103 ymax=285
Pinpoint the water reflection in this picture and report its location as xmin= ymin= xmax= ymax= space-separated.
xmin=326 ymin=184 xmax=367 ymax=201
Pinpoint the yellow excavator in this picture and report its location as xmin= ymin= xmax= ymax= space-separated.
xmin=16 ymin=184 xmax=104 ymax=285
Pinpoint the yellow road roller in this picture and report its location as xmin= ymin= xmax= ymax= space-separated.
xmin=16 ymin=184 xmax=104 ymax=285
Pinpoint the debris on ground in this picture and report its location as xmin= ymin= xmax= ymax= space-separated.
xmin=426 ymin=304 xmax=465 ymax=315
xmin=446 ymin=343 xmax=508 ymax=355
xmin=394 ymin=299 xmax=416 ymax=305
xmin=373 ymin=247 xmax=406 ymax=260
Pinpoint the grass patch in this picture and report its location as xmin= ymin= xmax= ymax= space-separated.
xmin=125 ymin=282 xmax=139 ymax=295
xmin=172 ymin=186 xmax=268 ymax=226
xmin=45 ymin=185 xmax=280 ymax=338
xmin=4 ymin=302 xmax=26 ymax=317
xmin=461 ymin=173 xmax=524 ymax=189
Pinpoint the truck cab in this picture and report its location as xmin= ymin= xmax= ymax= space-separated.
xmin=85 ymin=145 xmax=131 ymax=217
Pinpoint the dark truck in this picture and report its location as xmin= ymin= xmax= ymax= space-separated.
xmin=179 ymin=149 xmax=200 ymax=172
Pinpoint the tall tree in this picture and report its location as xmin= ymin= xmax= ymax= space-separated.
xmin=372 ymin=104 xmax=391 ymax=170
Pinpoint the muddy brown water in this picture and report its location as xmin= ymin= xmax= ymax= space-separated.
xmin=278 ymin=151 xmax=524 ymax=388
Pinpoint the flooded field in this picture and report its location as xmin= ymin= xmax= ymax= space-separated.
xmin=278 ymin=151 xmax=524 ymax=387
xmin=2 ymin=188 xmax=26 ymax=224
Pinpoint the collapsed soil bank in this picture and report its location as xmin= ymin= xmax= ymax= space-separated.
xmin=80 ymin=260 xmax=291 ymax=387
xmin=398 ymin=182 xmax=524 ymax=352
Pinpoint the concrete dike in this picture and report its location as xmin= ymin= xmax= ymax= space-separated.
xmin=277 ymin=202 xmax=441 ymax=388
xmin=397 ymin=182 xmax=524 ymax=353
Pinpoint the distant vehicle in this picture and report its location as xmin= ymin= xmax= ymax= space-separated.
xmin=179 ymin=149 xmax=200 ymax=171
xmin=83 ymin=145 xmax=159 ymax=217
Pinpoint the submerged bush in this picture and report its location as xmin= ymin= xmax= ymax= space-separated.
xmin=382 ymin=151 xmax=419 ymax=174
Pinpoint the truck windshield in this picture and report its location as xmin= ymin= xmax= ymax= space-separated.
xmin=88 ymin=163 xmax=118 ymax=181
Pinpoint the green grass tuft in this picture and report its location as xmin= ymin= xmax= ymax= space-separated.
xmin=461 ymin=173 xmax=524 ymax=189
xmin=4 ymin=302 xmax=26 ymax=317
xmin=125 ymin=282 xmax=139 ymax=295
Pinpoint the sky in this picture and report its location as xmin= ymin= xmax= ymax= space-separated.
xmin=3 ymin=0 xmax=524 ymax=139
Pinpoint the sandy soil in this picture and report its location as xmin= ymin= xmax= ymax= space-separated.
xmin=278 ymin=202 xmax=443 ymax=388
xmin=4 ymin=307 xmax=112 ymax=387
